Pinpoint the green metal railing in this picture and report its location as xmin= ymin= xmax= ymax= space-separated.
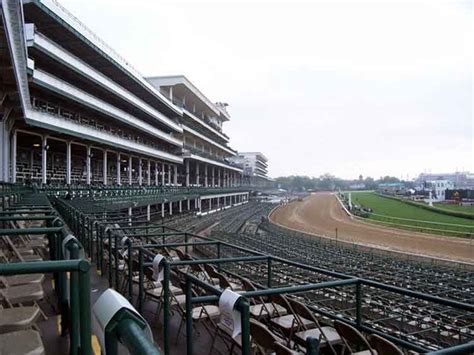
xmin=0 ymin=260 xmax=92 ymax=355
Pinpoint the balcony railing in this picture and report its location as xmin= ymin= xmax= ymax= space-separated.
xmin=183 ymin=145 xmax=243 ymax=169
xmin=31 ymin=97 xmax=176 ymax=155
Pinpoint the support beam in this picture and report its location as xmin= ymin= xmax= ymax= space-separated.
xmin=196 ymin=162 xmax=200 ymax=186
xmin=161 ymin=203 xmax=165 ymax=218
xmin=42 ymin=136 xmax=48 ymax=184
xmin=185 ymin=160 xmax=190 ymax=186
xmin=103 ymin=150 xmax=108 ymax=185
xmin=86 ymin=146 xmax=91 ymax=185
xmin=128 ymin=156 xmax=133 ymax=185
xmin=66 ymin=141 xmax=71 ymax=185
xmin=169 ymin=201 xmax=173 ymax=216
xmin=117 ymin=153 xmax=121 ymax=186
xmin=168 ymin=164 xmax=172 ymax=186
xmin=161 ymin=162 xmax=165 ymax=186
xmin=204 ymin=164 xmax=208 ymax=187
xmin=11 ymin=130 xmax=17 ymax=183
xmin=138 ymin=158 xmax=143 ymax=186
xmin=155 ymin=161 xmax=159 ymax=186
xmin=179 ymin=200 xmax=182 ymax=213
xmin=174 ymin=165 xmax=178 ymax=185
xmin=147 ymin=160 xmax=151 ymax=186
xmin=212 ymin=166 xmax=215 ymax=187
xmin=147 ymin=205 xmax=151 ymax=221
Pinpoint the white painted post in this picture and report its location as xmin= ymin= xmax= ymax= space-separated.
xmin=42 ymin=136 xmax=48 ymax=184
xmin=128 ymin=156 xmax=133 ymax=185
xmin=138 ymin=158 xmax=143 ymax=186
xmin=185 ymin=160 xmax=190 ymax=186
xmin=66 ymin=141 xmax=71 ymax=185
xmin=147 ymin=204 xmax=151 ymax=221
xmin=168 ymin=164 xmax=172 ymax=186
xmin=212 ymin=166 xmax=215 ymax=187
xmin=10 ymin=130 xmax=16 ymax=183
xmin=161 ymin=162 xmax=165 ymax=186
xmin=103 ymin=150 xmax=108 ymax=185
xmin=169 ymin=201 xmax=173 ymax=215
xmin=161 ymin=203 xmax=165 ymax=218
xmin=86 ymin=146 xmax=91 ymax=185
xmin=117 ymin=153 xmax=121 ymax=186
xmin=179 ymin=200 xmax=182 ymax=213
xmin=204 ymin=164 xmax=208 ymax=187
xmin=196 ymin=162 xmax=200 ymax=186
xmin=174 ymin=165 xmax=178 ymax=185
xmin=147 ymin=160 xmax=151 ymax=186
xmin=155 ymin=161 xmax=159 ymax=186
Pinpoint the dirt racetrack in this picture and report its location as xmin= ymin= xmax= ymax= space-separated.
xmin=270 ymin=192 xmax=474 ymax=264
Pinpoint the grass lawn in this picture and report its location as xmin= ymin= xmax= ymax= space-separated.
xmin=432 ymin=203 xmax=474 ymax=215
xmin=348 ymin=192 xmax=473 ymax=235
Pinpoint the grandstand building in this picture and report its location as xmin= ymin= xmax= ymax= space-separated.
xmin=146 ymin=75 xmax=244 ymax=188
xmin=0 ymin=0 xmax=250 ymax=214
xmin=230 ymin=151 xmax=274 ymax=187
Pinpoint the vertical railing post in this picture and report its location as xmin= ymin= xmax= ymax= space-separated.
xmin=69 ymin=242 xmax=80 ymax=355
xmin=267 ymin=257 xmax=272 ymax=288
xmin=78 ymin=260 xmax=92 ymax=355
xmin=185 ymin=276 xmax=193 ymax=355
xmin=138 ymin=248 xmax=144 ymax=312
xmin=356 ymin=280 xmax=362 ymax=327
xmin=127 ymin=240 xmax=133 ymax=301
xmin=108 ymin=229 xmax=113 ymax=287
xmin=163 ymin=261 xmax=170 ymax=355
xmin=240 ymin=299 xmax=251 ymax=355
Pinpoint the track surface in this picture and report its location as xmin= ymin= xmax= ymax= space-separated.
xmin=270 ymin=192 xmax=474 ymax=263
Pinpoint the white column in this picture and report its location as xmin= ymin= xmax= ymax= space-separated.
xmin=169 ymin=86 xmax=173 ymax=101
xmin=155 ymin=161 xmax=159 ymax=185
xmin=174 ymin=165 xmax=178 ymax=185
xmin=103 ymin=150 xmax=108 ymax=185
xmin=217 ymin=197 xmax=220 ymax=209
xmin=212 ymin=166 xmax=215 ymax=187
xmin=169 ymin=201 xmax=173 ymax=215
xmin=204 ymin=164 xmax=208 ymax=187
xmin=187 ymin=199 xmax=191 ymax=210
xmin=161 ymin=162 xmax=165 ymax=186
xmin=161 ymin=203 xmax=165 ymax=218
xmin=11 ymin=130 xmax=17 ymax=183
xmin=179 ymin=200 xmax=182 ymax=213
xmin=138 ymin=158 xmax=143 ymax=186
xmin=86 ymin=145 xmax=91 ymax=185
xmin=196 ymin=162 xmax=200 ymax=186
xmin=128 ymin=156 xmax=133 ymax=185
xmin=147 ymin=160 xmax=151 ymax=186
xmin=217 ymin=168 xmax=221 ymax=187
xmin=168 ymin=164 xmax=172 ymax=186
xmin=66 ymin=141 xmax=71 ymax=185
xmin=117 ymin=153 xmax=121 ymax=186
xmin=209 ymin=198 xmax=212 ymax=211
xmin=185 ymin=160 xmax=190 ymax=186
xmin=147 ymin=204 xmax=151 ymax=221
xmin=42 ymin=136 xmax=47 ymax=184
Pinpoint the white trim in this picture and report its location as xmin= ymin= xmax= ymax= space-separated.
xmin=183 ymin=125 xmax=235 ymax=156
xmin=32 ymin=69 xmax=182 ymax=146
xmin=26 ymin=110 xmax=183 ymax=163
xmin=32 ymin=0 xmax=182 ymax=116
xmin=187 ymin=154 xmax=242 ymax=173
xmin=33 ymin=33 xmax=183 ymax=133
xmin=183 ymin=108 xmax=228 ymax=142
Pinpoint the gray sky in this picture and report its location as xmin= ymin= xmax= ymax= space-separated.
xmin=59 ymin=0 xmax=472 ymax=179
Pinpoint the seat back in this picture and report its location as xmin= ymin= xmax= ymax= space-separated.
xmin=249 ymin=319 xmax=280 ymax=350
xmin=334 ymin=320 xmax=373 ymax=353
xmin=368 ymin=334 xmax=403 ymax=355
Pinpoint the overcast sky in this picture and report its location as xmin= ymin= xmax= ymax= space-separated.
xmin=59 ymin=0 xmax=472 ymax=179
